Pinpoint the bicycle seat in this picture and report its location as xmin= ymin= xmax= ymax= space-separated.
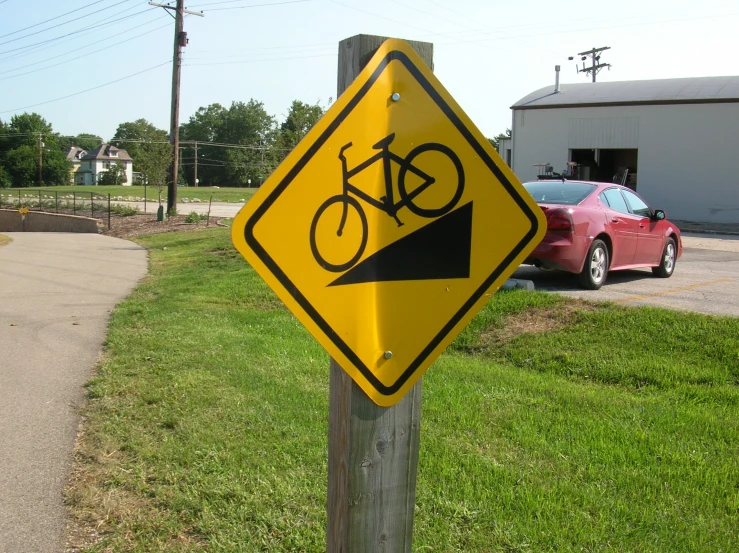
xmin=372 ymin=133 xmax=396 ymax=150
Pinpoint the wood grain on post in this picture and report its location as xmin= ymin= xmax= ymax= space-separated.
xmin=327 ymin=34 xmax=432 ymax=553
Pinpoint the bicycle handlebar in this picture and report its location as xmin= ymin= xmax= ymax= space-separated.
xmin=339 ymin=142 xmax=353 ymax=159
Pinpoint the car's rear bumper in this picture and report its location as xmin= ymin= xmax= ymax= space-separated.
xmin=523 ymin=232 xmax=590 ymax=274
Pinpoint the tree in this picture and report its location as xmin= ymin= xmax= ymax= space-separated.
xmin=0 ymin=165 xmax=11 ymax=189
xmin=180 ymin=103 xmax=226 ymax=143
xmin=180 ymin=103 xmax=227 ymax=187
xmin=219 ymin=100 xmax=277 ymax=186
xmin=0 ymin=113 xmax=70 ymax=186
xmin=0 ymin=118 xmax=9 ymax=154
xmin=58 ymin=133 xmax=102 ymax=153
xmin=0 ymin=120 xmax=11 ymax=187
xmin=179 ymin=100 xmax=276 ymax=187
xmin=136 ymin=139 xmax=173 ymax=198
xmin=488 ymin=128 xmax=512 ymax=151
xmin=270 ymin=100 xmax=324 ymax=168
xmin=111 ymin=119 xmax=168 ymax=164
xmin=279 ymin=100 xmax=324 ymax=150
xmin=98 ymin=162 xmax=127 ymax=185
xmin=4 ymin=145 xmax=39 ymax=186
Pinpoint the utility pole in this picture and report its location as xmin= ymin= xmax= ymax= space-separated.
xmin=569 ymin=46 xmax=611 ymax=82
xmin=193 ymin=141 xmax=198 ymax=187
xmin=149 ymin=1 xmax=203 ymax=214
xmin=38 ymin=133 xmax=43 ymax=187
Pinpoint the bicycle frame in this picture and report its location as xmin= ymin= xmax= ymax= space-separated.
xmin=339 ymin=135 xmax=436 ymax=225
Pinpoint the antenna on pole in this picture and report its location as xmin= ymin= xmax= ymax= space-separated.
xmin=568 ymin=46 xmax=611 ymax=82
xmin=149 ymin=1 xmax=204 ymax=214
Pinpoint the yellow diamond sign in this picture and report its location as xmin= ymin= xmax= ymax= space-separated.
xmin=232 ymin=39 xmax=545 ymax=406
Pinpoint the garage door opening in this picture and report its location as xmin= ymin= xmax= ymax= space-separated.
xmin=569 ymin=148 xmax=639 ymax=190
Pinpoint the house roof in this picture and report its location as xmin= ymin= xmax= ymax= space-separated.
xmin=81 ymin=144 xmax=133 ymax=162
xmin=512 ymin=75 xmax=739 ymax=110
xmin=66 ymin=146 xmax=86 ymax=161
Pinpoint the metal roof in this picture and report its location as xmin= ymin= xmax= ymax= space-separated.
xmin=512 ymin=76 xmax=739 ymax=110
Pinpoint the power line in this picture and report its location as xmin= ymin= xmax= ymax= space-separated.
xmin=0 ymin=61 xmax=171 ymax=114
xmin=393 ymin=0 xmax=566 ymax=57
xmin=0 ymin=0 xmax=137 ymax=47
xmin=114 ymin=138 xmax=290 ymax=151
xmin=190 ymin=0 xmax=314 ymax=9
xmin=329 ymin=0 xmax=443 ymax=38
xmin=0 ymin=4 xmax=156 ymax=56
xmin=0 ymin=0 xmax=110 ymax=40
xmin=185 ymin=52 xmax=334 ymax=66
xmin=0 ymin=20 xmax=172 ymax=81
xmin=187 ymin=40 xmax=334 ymax=54
xmin=3 ymin=12 xmax=168 ymax=64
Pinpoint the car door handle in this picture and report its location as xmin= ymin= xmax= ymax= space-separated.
xmin=611 ymin=217 xmax=620 ymax=223
xmin=639 ymin=223 xmax=646 ymax=228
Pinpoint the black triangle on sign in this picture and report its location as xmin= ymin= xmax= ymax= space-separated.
xmin=328 ymin=202 xmax=473 ymax=287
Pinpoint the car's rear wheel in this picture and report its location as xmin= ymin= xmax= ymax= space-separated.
xmin=578 ymin=239 xmax=609 ymax=290
xmin=652 ymin=237 xmax=676 ymax=278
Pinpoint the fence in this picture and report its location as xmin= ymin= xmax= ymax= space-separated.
xmin=0 ymin=189 xmax=111 ymax=230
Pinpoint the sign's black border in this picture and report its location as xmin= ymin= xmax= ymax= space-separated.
xmin=244 ymin=49 xmax=541 ymax=397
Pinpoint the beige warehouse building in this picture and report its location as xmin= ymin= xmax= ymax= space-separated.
xmin=505 ymin=75 xmax=739 ymax=224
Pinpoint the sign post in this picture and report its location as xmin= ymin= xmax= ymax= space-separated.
xmin=328 ymin=37 xmax=430 ymax=552
xmin=231 ymin=33 xmax=545 ymax=553
xmin=19 ymin=206 xmax=28 ymax=232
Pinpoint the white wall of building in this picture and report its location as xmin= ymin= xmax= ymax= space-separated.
xmin=92 ymin=160 xmax=133 ymax=186
xmin=511 ymin=103 xmax=739 ymax=223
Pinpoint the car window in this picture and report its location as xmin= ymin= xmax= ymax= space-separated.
xmin=601 ymin=188 xmax=630 ymax=214
xmin=622 ymin=189 xmax=652 ymax=217
xmin=523 ymin=181 xmax=596 ymax=205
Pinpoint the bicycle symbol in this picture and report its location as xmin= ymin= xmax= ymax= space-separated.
xmin=309 ymin=133 xmax=465 ymax=272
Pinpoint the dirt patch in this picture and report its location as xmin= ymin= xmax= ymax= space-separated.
xmin=0 ymin=234 xmax=11 ymax=247
xmin=480 ymin=299 xmax=597 ymax=346
xmin=102 ymin=213 xmax=227 ymax=239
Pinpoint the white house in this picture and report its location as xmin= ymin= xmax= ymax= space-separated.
xmin=76 ymin=144 xmax=134 ymax=186
xmin=507 ymin=75 xmax=739 ymax=223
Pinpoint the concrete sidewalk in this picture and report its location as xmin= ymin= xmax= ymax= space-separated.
xmin=121 ymin=200 xmax=244 ymax=218
xmin=0 ymin=233 xmax=148 ymax=553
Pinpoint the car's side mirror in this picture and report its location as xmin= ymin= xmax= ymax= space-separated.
xmin=653 ymin=209 xmax=666 ymax=220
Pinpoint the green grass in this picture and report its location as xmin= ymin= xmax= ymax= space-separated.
xmin=0 ymin=234 xmax=11 ymax=247
xmin=69 ymin=228 xmax=739 ymax=552
xmin=2 ymin=185 xmax=257 ymax=203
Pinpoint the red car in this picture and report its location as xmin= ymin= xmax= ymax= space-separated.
xmin=522 ymin=179 xmax=682 ymax=289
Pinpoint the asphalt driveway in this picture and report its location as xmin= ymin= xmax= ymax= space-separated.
xmin=0 ymin=233 xmax=147 ymax=553
xmin=511 ymin=233 xmax=739 ymax=317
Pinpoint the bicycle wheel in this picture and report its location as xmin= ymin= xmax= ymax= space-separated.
xmin=398 ymin=143 xmax=465 ymax=218
xmin=310 ymin=195 xmax=368 ymax=273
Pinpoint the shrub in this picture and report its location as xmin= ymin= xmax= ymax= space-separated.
xmin=185 ymin=211 xmax=201 ymax=224
xmin=110 ymin=204 xmax=139 ymax=216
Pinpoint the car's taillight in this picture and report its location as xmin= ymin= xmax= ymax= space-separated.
xmin=546 ymin=208 xmax=573 ymax=231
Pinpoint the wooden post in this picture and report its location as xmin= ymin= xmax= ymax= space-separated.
xmin=327 ymin=34 xmax=432 ymax=553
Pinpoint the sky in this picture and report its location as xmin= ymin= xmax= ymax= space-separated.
xmin=1 ymin=0 xmax=738 ymax=143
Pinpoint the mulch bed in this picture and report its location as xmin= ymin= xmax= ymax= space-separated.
xmin=102 ymin=214 xmax=226 ymax=239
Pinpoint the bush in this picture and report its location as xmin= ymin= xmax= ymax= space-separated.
xmin=184 ymin=211 xmax=201 ymax=224
xmin=110 ymin=204 xmax=140 ymax=216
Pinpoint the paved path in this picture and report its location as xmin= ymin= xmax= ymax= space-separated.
xmin=120 ymin=200 xmax=244 ymax=218
xmin=512 ymin=233 xmax=739 ymax=317
xmin=0 ymin=233 xmax=148 ymax=553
